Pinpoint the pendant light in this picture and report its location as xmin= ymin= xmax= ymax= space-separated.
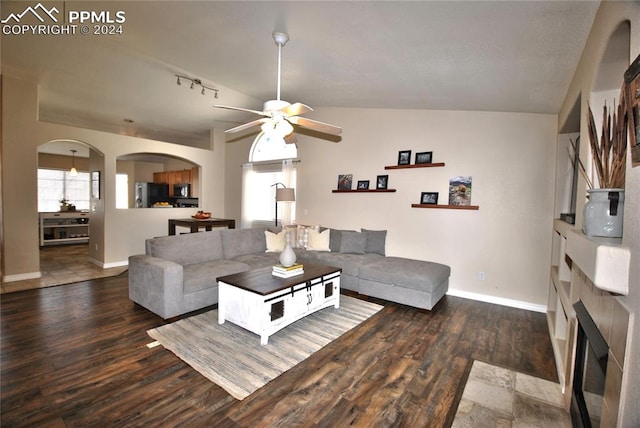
xmin=69 ymin=149 xmax=78 ymax=176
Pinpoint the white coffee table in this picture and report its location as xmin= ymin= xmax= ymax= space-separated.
xmin=217 ymin=263 xmax=341 ymax=345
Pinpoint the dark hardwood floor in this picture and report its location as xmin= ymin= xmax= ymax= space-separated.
xmin=1 ymin=273 xmax=557 ymax=427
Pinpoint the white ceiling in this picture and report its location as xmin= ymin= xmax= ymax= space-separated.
xmin=2 ymin=0 xmax=600 ymax=155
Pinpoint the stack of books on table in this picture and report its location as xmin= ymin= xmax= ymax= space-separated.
xmin=272 ymin=263 xmax=304 ymax=278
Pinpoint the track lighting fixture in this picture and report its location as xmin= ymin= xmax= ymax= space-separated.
xmin=175 ymin=74 xmax=219 ymax=98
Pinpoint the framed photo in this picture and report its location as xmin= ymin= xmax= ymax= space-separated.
xmin=91 ymin=171 xmax=100 ymax=199
xmin=376 ymin=175 xmax=389 ymax=190
xmin=397 ymin=150 xmax=412 ymax=166
xmin=449 ymin=176 xmax=472 ymax=206
xmin=337 ymin=174 xmax=353 ymax=190
xmin=415 ymin=151 xmax=433 ymax=164
xmin=357 ymin=180 xmax=370 ymax=190
xmin=420 ymin=192 xmax=439 ymax=205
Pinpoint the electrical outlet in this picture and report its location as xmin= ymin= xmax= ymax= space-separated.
xmin=479 ymin=271 xmax=486 ymax=281
xmin=95 ymin=243 xmax=99 ymax=251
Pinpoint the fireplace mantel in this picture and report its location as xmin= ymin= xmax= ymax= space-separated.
xmin=565 ymin=229 xmax=631 ymax=295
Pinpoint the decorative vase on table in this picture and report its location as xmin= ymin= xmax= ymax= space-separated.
xmin=583 ymin=188 xmax=624 ymax=238
xmin=279 ymin=231 xmax=297 ymax=267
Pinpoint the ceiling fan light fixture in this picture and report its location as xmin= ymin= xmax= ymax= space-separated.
xmin=261 ymin=119 xmax=293 ymax=138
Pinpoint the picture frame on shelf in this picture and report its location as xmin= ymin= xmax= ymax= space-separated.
xmin=420 ymin=192 xmax=438 ymax=204
xmin=415 ymin=151 xmax=433 ymax=164
xmin=337 ymin=174 xmax=353 ymax=190
xmin=397 ymin=150 xmax=411 ymax=165
xmin=91 ymin=171 xmax=100 ymax=199
xmin=357 ymin=180 xmax=370 ymax=190
xmin=449 ymin=176 xmax=472 ymax=206
xmin=376 ymin=175 xmax=389 ymax=190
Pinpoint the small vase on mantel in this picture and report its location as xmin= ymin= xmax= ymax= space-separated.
xmin=279 ymin=231 xmax=297 ymax=267
xmin=583 ymin=188 xmax=624 ymax=238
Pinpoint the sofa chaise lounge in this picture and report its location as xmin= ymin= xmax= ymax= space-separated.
xmin=128 ymin=226 xmax=450 ymax=319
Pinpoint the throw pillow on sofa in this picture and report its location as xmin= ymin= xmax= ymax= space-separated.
xmin=339 ymin=231 xmax=367 ymax=254
xmin=362 ymin=229 xmax=387 ymax=256
xmin=307 ymin=228 xmax=331 ymax=251
xmin=265 ymin=229 xmax=287 ymax=252
xmin=296 ymin=224 xmax=320 ymax=248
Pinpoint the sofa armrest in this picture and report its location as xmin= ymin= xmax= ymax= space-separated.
xmin=128 ymin=254 xmax=184 ymax=319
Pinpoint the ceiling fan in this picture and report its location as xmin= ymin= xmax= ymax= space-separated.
xmin=214 ymin=32 xmax=342 ymax=143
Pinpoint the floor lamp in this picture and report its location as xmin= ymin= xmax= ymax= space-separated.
xmin=273 ymin=182 xmax=295 ymax=226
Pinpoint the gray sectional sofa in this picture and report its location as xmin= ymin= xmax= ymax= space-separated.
xmin=128 ymin=226 xmax=450 ymax=319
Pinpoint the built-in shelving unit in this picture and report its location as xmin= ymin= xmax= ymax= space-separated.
xmin=411 ymin=204 xmax=479 ymax=210
xmin=332 ymin=189 xmax=397 ymax=193
xmin=547 ymin=218 xmax=575 ymax=391
xmin=384 ymin=162 xmax=445 ymax=170
xmin=39 ymin=212 xmax=90 ymax=246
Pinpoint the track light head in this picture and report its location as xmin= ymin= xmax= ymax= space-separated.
xmin=176 ymin=77 xmax=181 ymax=86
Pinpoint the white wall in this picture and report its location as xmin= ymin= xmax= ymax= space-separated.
xmin=226 ymin=107 xmax=558 ymax=308
xmin=1 ymin=76 xmax=227 ymax=277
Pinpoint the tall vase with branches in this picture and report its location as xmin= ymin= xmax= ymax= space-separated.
xmin=582 ymin=87 xmax=628 ymax=238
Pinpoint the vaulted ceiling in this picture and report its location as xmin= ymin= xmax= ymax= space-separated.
xmin=2 ymin=1 xmax=600 ymax=151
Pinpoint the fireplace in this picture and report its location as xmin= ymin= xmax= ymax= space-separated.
xmin=571 ymin=300 xmax=608 ymax=428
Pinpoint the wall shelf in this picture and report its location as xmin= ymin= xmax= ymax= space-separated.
xmin=332 ymin=189 xmax=397 ymax=193
xmin=411 ymin=204 xmax=479 ymax=210
xmin=385 ymin=162 xmax=445 ymax=170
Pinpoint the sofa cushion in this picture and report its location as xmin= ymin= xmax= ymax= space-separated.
xmin=307 ymin=229 xmax=331 ymax=251
xmin=183 ymin=260 xmax=249 ymax=294
xmin=303 ymin=252 xmax=383 ymax=277
xmin=339 ymin=231 xmax=367 ymax=254
xmin=329 ymin=229 xmax=355 ymax=253
xmin=265 ymin=229 xmax=287 ymax=252
xmin=147 ymin=230 xmax=224 ymax=265
xmin=232 ymin=252 xmax=281 ymax=269
xmin=362 ymin=229 xmax=387 ymax=256
xmin=359 ymin=257 xmax=450 ymax=293
xmin=221 ymin=228 xmax=267 ymax=259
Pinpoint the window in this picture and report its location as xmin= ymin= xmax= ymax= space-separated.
xmin=37 ymin=169 xmax=90 ymax=212
xmin=242 ymin=133 xmax=297 ymax=228
xmin=249 ymin=132 xmax=297 ymax=162
xmin=243 ymin=166 xmax=296 ymax=227
xmin=115 ymin=173 xmax=129 ymax=209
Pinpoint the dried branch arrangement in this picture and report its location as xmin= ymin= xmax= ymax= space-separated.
xmin=586 ymin=88 xmax=628 ymax=189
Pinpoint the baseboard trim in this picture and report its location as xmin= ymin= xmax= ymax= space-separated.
xmin=89 ymin=258 xmax=128 ymax=269
xmin=2 ymin=271 xmax=42 ymax=283
xmin=447 ymin=288 xmax=547 ymax=313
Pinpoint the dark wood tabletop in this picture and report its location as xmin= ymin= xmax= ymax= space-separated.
xmin=168 ymin=218 xmax=235 ymax=235
xmin=217 ymin=263 xmax=341 ymax=296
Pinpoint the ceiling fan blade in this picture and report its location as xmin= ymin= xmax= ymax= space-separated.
xmin=214 ymin=104 xmax=266 ymax=116
xmin=280 ymin=102 xmax=313 ymax=117
xmin=288 ymin=116 xmax=342 ymax=135
xmin=224 ymin=118 xmax=267 ymax=134
xmin=284 ymin=133 xmax=297 ymax=144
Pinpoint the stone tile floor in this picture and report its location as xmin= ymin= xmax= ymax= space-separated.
xmin=453 ymin=360 xmax=571 ymax=428
xmin=1 ymin=244 xmax=127 ymax=294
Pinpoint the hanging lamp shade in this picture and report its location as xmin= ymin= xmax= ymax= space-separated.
xmin=69 ymin=150 xmax=78 ymax=176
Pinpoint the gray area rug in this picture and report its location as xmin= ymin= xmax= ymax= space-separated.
xmin=147 ymin=295 xmax=383 ymax=400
